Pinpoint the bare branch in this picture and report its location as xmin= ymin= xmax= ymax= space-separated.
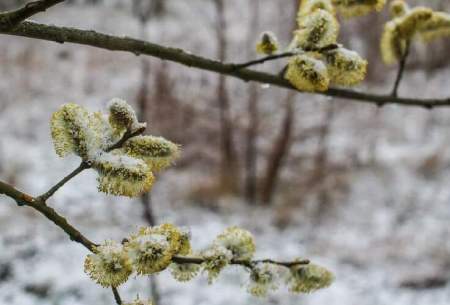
xmin=0 ymin=21 xmax=448 ymax=108
xmin=0 ymin=0 xmax=64 ymax=30
xmin=0 ymin=180 xmax=97 ymax=251
xmin=391 ymin=43 xmax=411 ymax=98
xmin=172 ymin=255 xmax=310 ymax=269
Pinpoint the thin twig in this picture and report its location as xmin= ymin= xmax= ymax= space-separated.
xmin=38 ymin=161 xmax=89 ymax=201
xmin=38 ymin=126 xmax=145 ymax=201
xmin=0 ymin=21 xmax=447 ymax=108
xmin=0 ymin=0 xmax=64 ymax=30
xmin=112 ymin=287 xmax=122 ymax=305
xmin=233 ymin=44 xmax=339 ymax=70
xmin=391 ymin=43 xmax=411 ymax=98
xmin=0 ymin=180 xmax=97 ymax=251
xmin=172 ymin=255 xmax=310 ymax=269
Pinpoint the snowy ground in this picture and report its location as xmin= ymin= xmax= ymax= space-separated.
xmin=1 ymin=2 xmax=450 ymax=305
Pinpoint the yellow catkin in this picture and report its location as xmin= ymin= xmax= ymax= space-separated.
xmin=418 ymin=11 xmax=450 ymax=42
xmin=298 ymin=0 xmax=335 ymax=19
xmin=293 ymin=9 xmax=339 ymax=49
xmin=390 ymin=0 xmax=409 ymax=18
xmin=381 ymin=7 xmax=434 ymax=64
xmin=332 ymin=0 xmax=386 ymax=18
xmin=285 ymin=54 xmax=330 ymax=92
xmin=256 ymin=32 xmax=279 ymax=55
xmin=324 ymin=47 xmax=367 ymax=86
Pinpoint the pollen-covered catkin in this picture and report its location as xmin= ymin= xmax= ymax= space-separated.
xmin=332 ymin=0 xmax=386 ymax=18
xmin=256 ymin=31 xmax=279 ymax=55
xmin=287 ymin=264 xmax=334 ymax=293
xmin=122 ymin=135 xmax=180 ymax=172
xmin=108 ymin=98 xmax=145 ymax=134
xmin=214 ymin=226 xmax=256 ymax=260
xmin=324 ymin=47 xmax=367 ymax=86
xmin=381 ymin=7 xmax=434 ymax=64
xmin=298 ymin=0 xmax=335 ymax=19
xmin=84 ymin=240 xmax=132 ymax=287
xmin=125 ymin=224 xmax=184 ymax=275
xmin=293 ymin=9 xmax=339 ymax=49
xmin=92 ymin=152 xmax=154 ymax=197
xmin=170 ymin=262 xmax=201 ymax=282
xmin=285 ymin=54 xmax=330 ymax=92
xmin=247 ymin=263 xmax=279 ymax=297
xmin=201 ymin=244 xmax=233 ymax=283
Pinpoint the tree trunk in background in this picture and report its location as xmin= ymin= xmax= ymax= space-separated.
xmin=214 ymin=0 xmax=239 ymax=193
xmin=260 ymin=94 xmax=295 ymax=204
xmin=244 ymin=0 xmax=260 ymax=204
xmin=133 ymin=1 xmax=161 ymax=304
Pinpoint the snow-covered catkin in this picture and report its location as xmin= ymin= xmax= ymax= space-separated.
xmin=285 ymin=54 xmax=330 ymax=92
xmin=256 ymin=32 xmax=279 ymax=55
xmin=247 ymin=263 xmax=279 ymax=297
xmin=292 ymin=9 xmax=339 ymax=50
xmin=108 ymin=98 xmax=144 ymax=134
xmin=201 ymin=244 xmax=233 ymax=283
xmin=298 ymin=0 xmax=335 ymax=19
xmin=84 ymin=240 xmax=132 ymax=287
xmin=417 ymin=11 xmax=450 ymax=42
xmin=170 ymin=262 xmax=201 ymax=282
xmin=287 ymin=264 xmax=334 ymax=293
xmin=324 ymin=47 xmax=367 ymax=86
xmin=122 ymin=135 xmax=180 ymax=172
xmin=214 ymin=226 xmax=256 ymax=260
xmin=124 ymin=224 xmax=185 ymax=275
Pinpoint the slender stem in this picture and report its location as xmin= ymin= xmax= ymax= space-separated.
xmin=391 ymin=43 xmax=410 ymax=98
xmin=112 ymin=287 xmax=122 ymax=305
xmin=0 ymin=21 xmax=448 ymax=108
xmin=233 ymin=44 xmax=339 ymax=70
xmin=38 ymin=126 xmax=145 ymax=201
xmin=38 ymin=161 xmax=89 ymax=201
xmin=0 ymin=180 xmax=97 ymax=251
xmin=106 ymin=126 xmax=146 ymax=152
xmin=172 ymin=255 xmax=310 ymax=269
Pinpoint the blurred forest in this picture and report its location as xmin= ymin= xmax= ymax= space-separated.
xmin=0 ymin=1 xmax=450 ymax=305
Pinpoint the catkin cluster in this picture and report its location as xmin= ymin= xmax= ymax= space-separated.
xmin=84 ymin=224 xmax=334 ymax=301
xmin=50 ymin=99 xmax=179 ymax=197
xmin=381 ymin=0 xmax=450 ymax=64
xmin=260 ymin=0 xmax=368 ymax=92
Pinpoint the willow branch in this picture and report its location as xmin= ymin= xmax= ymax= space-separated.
xmin=233 ymin=44 xmax=339 ymax=70
xmin=172 ymin=255 xmax=310 ymax=269
xmin=0 ymin=180 xmax=97 ymax=251
xmin=391 ymin=43 xmax=411 ymax=98
xmin=0 ymin=22 xmax=447 ymax=108
xmin=38 ymin=161 xmax=89 ymax=201
xmin=0 ymin=0 xmax=64 ymax=30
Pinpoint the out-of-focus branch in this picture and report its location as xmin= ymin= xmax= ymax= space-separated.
xmin=112 ymin=287 xmax=122 ymax=305
xmin=0 ymin=21 xmax=448 ymax=108
xmin=0 ymin=0 xmax=64 ymax=30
